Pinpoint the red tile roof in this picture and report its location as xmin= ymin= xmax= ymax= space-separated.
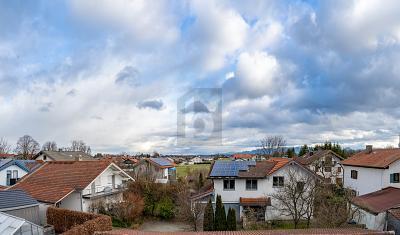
xmin=268 ymin=158 xmax=291 ymax=175
xmin=294 ymin=150 xmax=343 ymax=165
xmin=352 ymin=187 xmax=400 ymax=214
xmin=9 ymin=160 xmax=113 ymax=204
xmin=99 ymin=228 xmax=392 ymax=235
xmin=342 ymin=148 xmax=400 ymax=169
xmin=232 ymin=154 xmax=255 ymax=159
xmin=0 ymin=153 xmax=16 ymax=159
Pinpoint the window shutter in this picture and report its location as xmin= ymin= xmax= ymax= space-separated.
xmin=390 ymin=174 xmax=394 ymax=183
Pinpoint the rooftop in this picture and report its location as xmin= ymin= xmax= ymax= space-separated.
xmin=342 ymin=148 xmax=400 ymax=169
xmin=0 ymin=159 xmax=43 ymax=173
xmin=148 ymin=158 xmax=175 ymax=168
xmin=0 ymin=190 xmax=38 ymax=211
xmin=35 ymin=150 xmax=94 ymax=161
xmin=352 ymin=187 xmax=400 ymax=214
xmin=294 ymin=150 xmax=343 ymax=165
xmin=9 ymin=160 xmax=114 ymax=203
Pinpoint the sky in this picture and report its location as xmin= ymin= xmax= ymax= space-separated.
xmin=1 ymin=0 xmax=400 ymax=154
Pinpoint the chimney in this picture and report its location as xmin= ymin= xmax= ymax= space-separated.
xmin=366 ymin=145 xmax=373 ymax=154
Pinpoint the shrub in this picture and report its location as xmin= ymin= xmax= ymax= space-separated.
xmin=156 ymin=197 xmax=175 ymax=219
xmin=46 ymin=207 xmax=112 ymax=234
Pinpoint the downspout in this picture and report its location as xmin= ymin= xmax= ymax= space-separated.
xmin=79 ymin=190 xmax=83 ymax=211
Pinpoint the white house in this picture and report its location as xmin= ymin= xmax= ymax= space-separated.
xmin=209 ymin=158 xmax=319 ymax=221
xmin=351 ymin=187 xmax=400 ymax=231
xmin=0 ymin=160 xmax=42 ymax=186
xmin=132 ymin=158 xmax=176 ymax=183
xmin=8 ymin=160 xmax=133 ymax=225
xmin=294 ymin=150 xmax=344 ymax=185
xmin=342 ymin=145 xmax=400 ymax=196
xmin=189 ymin=156 xmax=202 ymax=165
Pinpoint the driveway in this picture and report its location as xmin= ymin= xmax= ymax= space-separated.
xmin=139 ymin=220 xmax=192 ymax=232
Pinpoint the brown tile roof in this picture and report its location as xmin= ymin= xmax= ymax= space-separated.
xmin=8 ymin=160 xmax=113 ymax=204
xmin=268 ymin=158 xmax=291 ymax=175
xmin=294 ymin=150 xmax=343 ymax=165
xmin=352 ymin=187 xmax=400 ymax=214
xmin=240 ymin=197 xmax=271 ymax=206
xmin=342 ymin=148 xmax=400 ymax=169
xmin=98 ymin=228 xmax=393 ymax=234
xmin=238 ymin=161 xmax=275 ymax=178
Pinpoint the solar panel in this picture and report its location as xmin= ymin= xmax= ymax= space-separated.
xmin=150 ymin=158 xmax=173 ymax=166
xmin=209 ymin=160 xmax=256 ymax=177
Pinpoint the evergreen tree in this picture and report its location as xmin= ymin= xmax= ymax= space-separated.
xmin=227 ymin=208 xmax=237 ymax=231
xmin=214 ymin=195 xmax=227 ymax=231
xmin=203 ymin=198 xmax=214 ymax=231
xmin=298 ymin=144 xmax=309 ymax=156
xmin=198 ymin=172 xmax=204 ymax=189
xmin=286 ymin=147 xmax=296 ymax=158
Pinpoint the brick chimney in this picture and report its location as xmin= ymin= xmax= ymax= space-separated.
xmin=366 ymin=145 xmax=373 ymax=154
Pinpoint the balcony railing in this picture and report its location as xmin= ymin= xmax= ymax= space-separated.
xmin=82 ymin=184 xmax=125 ymax=196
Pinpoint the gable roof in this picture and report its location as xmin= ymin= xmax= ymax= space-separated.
xmin=294 ymin=150 xmax=343 ymax=165
xmin=8 ymin=160 xmax=115 ymax=203
xmin=148 ymin=158 xmax=175 ymax=168
xmin=209 ymin=158 xmax=293 ymax=178
xmin=352 ymin=187 xmax=400 ymax=214
xmin=0 ymin=190 xmax=38 ymax=211
xmin=0 ymin=159 xmax=43 ymax=173
xmin=34 ymin=150 xmax=93 ymax=161
xmin=342 ymin=148 xmax=400 ymax=169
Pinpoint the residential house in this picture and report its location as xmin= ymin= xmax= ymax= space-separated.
xmin=132 ymin=158 xmax=176 ymax=183
xmin=342 ymin=145 xmax=400 ymax=196
xmin=101 ymin=155 xmax=138 ymax=172
xmin=0 ymin=159 xmax=42 ymax=186
xmin=0 ymin=189 xmax=40 ymax=225
xmin=34 ymin=150 xmax=94 ymax=161
xmin=208 ymin=158 xmax=319 ymax=221
xmin=294 ymin=150 xmax=344 ymax=185
xmin=0 ymin=153 xmax=16 ymax=159
xmin=388 ymin=208 xmax=400 ymax=234
xmin=232 ymin=154 xmax=266 ymax=161
xmin=351 ymin=187 xmax=400 ymax=231
xmin=8 ymin=160 xmax=133 ymax=224
xmin=188 ymin=156 xmax=202 ymax=165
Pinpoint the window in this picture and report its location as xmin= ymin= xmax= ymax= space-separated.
xmin=296 ymin=181 xmax=305 ymax=191
xmin=6 ymin=170 xmax=11 ymax=186
xmin=273 ymin=176 xmax=284 ymax=187
xmin=43 ymin=155 xmax=47 ymax=160
xmin=390 ymin=173 xmax=400 ymax=183
xmin=337 ymin=167 xmax=342 ymax=173
xmin=246 ymin=179 xmax=258 ymax=190
xmin=12 ymin=170 xmax=18 ymax=179
xmin=223 ymin=179 xmax=235 ymax=190
xmin=324 ymin=167 xmax=332 ymax=172
xmin=351 ymin=170 xmax=358 ymax=179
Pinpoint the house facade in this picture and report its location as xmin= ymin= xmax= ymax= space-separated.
xmin=342 ymin=146 xmax=400 ymax=196
xmin=132 ymin=158 xmax=176 ymax=183
xmin=294 ymin=150 xmax=344 ymax=185
xmin=0 ymin=160 xmax=42 ymax=186
xmin=8 ymin=160 xmax=133 ymax=224
xmin=209 ymin=158 xmax=318 ymax=221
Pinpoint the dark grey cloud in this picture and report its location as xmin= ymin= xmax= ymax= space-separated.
xmin=137 ymin=99 xmax=164 ymax=110
xmin=66 ymin=89 xmax=77 ymax=96
xmin=115 ymin=66 xmax=140 ymax=87
xmin=38 ymin=102 xmax=53 ymax=112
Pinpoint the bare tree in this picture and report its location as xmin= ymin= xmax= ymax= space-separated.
xmin=42 ymin=141 xmax=58 ymax=151
xmin=271 ymin=169 xmax=317 ymax=228
xmin=0 ymin=137 xmax=11 ymax=154
xmin=176 ymin=182 xmax=205 ymax=231
xmin=69 ymin=140 xmax=91 ymax=154
xmin=15 ymin=135 xmax=40 ymax=159
xmin=260 ymin=136 xmax=287 ymax=157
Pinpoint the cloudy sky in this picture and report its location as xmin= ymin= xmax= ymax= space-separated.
xmin=1 ymin=0 xmax=400 ymax=154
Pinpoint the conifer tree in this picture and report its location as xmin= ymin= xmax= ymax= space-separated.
xmin=203 ymin=198 xmax=214 ymax=231
xmin=227 ymin=208 xmax=237 ymax=231
xmin=214 ymin=195 xmax=227 ymax=231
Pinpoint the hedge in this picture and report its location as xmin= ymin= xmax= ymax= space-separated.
xmin=47 ymin=207 xmax=112 ymax=235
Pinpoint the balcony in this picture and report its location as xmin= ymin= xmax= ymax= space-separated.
xmin=82 ymin=184 xmax=125 ymax=199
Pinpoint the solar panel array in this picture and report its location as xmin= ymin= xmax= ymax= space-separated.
xmin=150 ymin=158 xmax=173 ymax=166
xmin=209 ymin=160 xmax=256 ymax=177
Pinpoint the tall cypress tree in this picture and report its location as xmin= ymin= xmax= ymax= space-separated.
xmin=214 ymin=194 xmax=227 ymax=231
xmin=227 ymin=208 xmax=237 ymax=231
xmin=203 ymin=198 xmax=214 ymax=231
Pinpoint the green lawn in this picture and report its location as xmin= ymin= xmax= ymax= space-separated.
xmin=176 ymin=164 xmax=211 ymax=178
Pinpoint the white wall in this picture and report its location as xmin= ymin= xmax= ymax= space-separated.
xmin=344 ymin=166 xmax=386 ymax=196
xmin=59 ymin=192 xmax=82 ymax=211
xmin=383 ymin=160 xmax=400 ymax=189
xmin=0 ymin=165 xmax=28 ymax=186
xmin=83 ymin=166 xmax=125 ymax=195
xmin=353 ymin=205 xmax=386 ymax=230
